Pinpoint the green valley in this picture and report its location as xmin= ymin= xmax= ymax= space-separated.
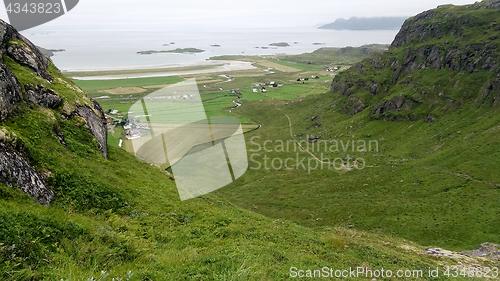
xmin=1 ymin=0 xmax=500 ymax=280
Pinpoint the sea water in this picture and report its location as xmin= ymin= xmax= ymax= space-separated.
xmin=24 ymin=27 xmax=398 ymax=71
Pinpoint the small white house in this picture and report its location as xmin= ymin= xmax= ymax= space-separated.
xmin=253 ymin=89 xmax=258 ymax=93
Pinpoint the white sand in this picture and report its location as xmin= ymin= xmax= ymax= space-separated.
xmin=71 ymin=60 xmax=257 ymax=80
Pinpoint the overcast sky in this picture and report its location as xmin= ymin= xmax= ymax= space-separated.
xmin=0 ymin=0 xmax=477 ymax=31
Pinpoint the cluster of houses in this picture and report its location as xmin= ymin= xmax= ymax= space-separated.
xmin=109 ymin=109 xmax=135 ymax=115
xmin=254 ymin=81 xmax=282 ymax=88
xmin=322 ymin=66 xmax=340 ymax=72
xmin=296 ymin=75 xmax=320 ymax=82
xmin=254 ymin=81 xmax=283 ymax=93
xmin=125 ymin=122 xmax=150 ymax=140
xmin=229 ymin=81 xmax=284 ymax=95
xmin=106 ymin=108 xmax=152 ymax=140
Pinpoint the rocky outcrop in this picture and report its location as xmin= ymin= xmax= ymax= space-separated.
xmin=485 ymin=0 xmax=500 ymax=9
xmin=0 ymin=142 xmax=53 ymax=206
xmin=0 ymin=20 xmax=109 ymax=205
xmin=7 ymin=42 xmax=53 ymax=82
xmin=461 ymin=242 xmax=500 ymax=260
xmin=0 ymin=62 xmax=22 ymax=122
xmin=25 ymin=84 xmax=62 ymax=109
xmin=390 ymin=2 xmax=500 ymax=74
xmin=76 ymin=100 xmax=108 ymax=159
xmin=0 ymin=20 xmax=52 ymax=82
xmin=307 ymin=135 xmax=321 ymax=143
xmin=0 ymin=20 xmax=107 ymax=160
xmin=393 ymin=43 xmax=499 ymax=78
xmin=371 ymin=95 xmax=422 ymax=121
xmin=330 ymin=0 xmax=500 ymax=120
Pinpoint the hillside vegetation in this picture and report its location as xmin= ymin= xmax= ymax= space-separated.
xmin=1 ymin=1 xmax=500 ymax=279
xmin=216 ymin=0 xmax=500 ymax=253
xmin=276 ymin=44 xmax=390 ymax=69
xmin=0 ymin=19 xmax=490 ymax=281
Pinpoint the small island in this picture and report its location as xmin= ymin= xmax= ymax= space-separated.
xmin=269 ymin=42 xmax=290 ymax=47
xmin=137 ymin=48 xmax=205 ymax=55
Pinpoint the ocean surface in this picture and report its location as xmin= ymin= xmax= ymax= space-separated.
xmin=24 ymin=28 xmax=399 ymax=71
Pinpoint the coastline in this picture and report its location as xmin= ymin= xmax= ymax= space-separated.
xmin=69 ymin=60 xmax=256 ymax=80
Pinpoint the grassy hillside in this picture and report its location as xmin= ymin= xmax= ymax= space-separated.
xmin=277 ymin=44 xmax=390 ymax=68
xmin=1 ymin=54 xmax=485 ymax=281
xmin=215 ymin=0 xmax=500 ymax=253
xmin=1 ymin=19 xmax=497 ymax=281
xmin=3 ymin=1 xmax=500 ymax=279
xmin=218 ymin=93 xmax=500 ymax=251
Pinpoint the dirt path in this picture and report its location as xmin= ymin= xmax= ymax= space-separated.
xmin=423 ymin=167 xmax=500 ymax=187
xmin=278 ymin=109 xmax=335 ymax=166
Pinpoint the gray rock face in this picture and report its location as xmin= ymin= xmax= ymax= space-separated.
xmin=0 ymin=20 xmax=52 ymax=82
xmin=486 ymin=1 xmax=500 ymax=9
xmin=7 ymin=41 xmax=53 ymax=82
xmin=371 ymin=95 xmax=421 ymax=121
xmin=0 ymin=20 xmax=110 ymax=207
xmin=307 ymin=135 xmax=321 ymax=143
xmin=0 ymin=19 xmax=14 ymax=55
xmin=330 ymin=2 xmax=500 ymax=120
xmin=462 ymin=243 xmax=500 ymax=260
xmin=0 ymin=62 xmax=22 ymax=122
xmin=0 ymin=142 xmax=54 ymax=206
xmin=390 ymin=10 xmax=439 ymax=49
xmin=25 ymin=84 xmax=62 ymax=109
xmin=0 ymin=20 xmax=109 ymax=207
xmin=425 ymin=114 xmax=436 ymax=123
xmin=76 ymin=101 xmax=108 ymax=159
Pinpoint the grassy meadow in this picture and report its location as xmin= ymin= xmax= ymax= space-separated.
xmin=71 ymin=50 xmax=500 ymax=254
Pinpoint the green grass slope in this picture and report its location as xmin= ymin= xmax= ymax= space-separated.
xmin=0 ymin=61 xmax=483 ymax=281
xmin=215 ymin=0 xmax=500 ymax=253
xmin=277 ymin=44 xmax=390 ymax=68
xmin=218 ymin=93 xmax=500 ymax=252
xmin=0 ymin=23 xmax=495 ymax=281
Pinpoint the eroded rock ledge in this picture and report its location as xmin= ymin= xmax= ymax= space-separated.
xmin=0 ymin=20 xmax=109 ymax=205
xmin=76 ymin=100 xmax=108 ymax=159
xmin=0 ymin=142 xmax=53 ymax=206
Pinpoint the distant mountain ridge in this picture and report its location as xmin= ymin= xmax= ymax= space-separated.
xmin=318 ymin=16 xmax=408 ymax=30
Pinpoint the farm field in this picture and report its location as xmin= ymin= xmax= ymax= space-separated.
xmin=73 ymin=56 xmax=338 ymax=151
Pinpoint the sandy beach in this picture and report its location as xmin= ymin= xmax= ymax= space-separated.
xmin=70 ymin=60 xmax=257 ymax=80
